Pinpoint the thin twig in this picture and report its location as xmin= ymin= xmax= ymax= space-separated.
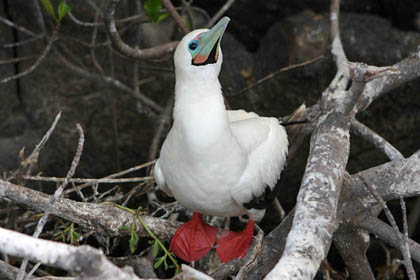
xmin=104 ymin=0 xmax=178 ymax=59
xmin=273 ymin=198 xmax=286 ymax=221
xmin=6 ymin=111 xmax=62 ymax=182
xmin=162 ymin=0 xmax=190 ymax=34
xmin=91 ymin=6 xmax=105 ymax=74
xmin=206 ymin=0 xmax=236 ymax=28
xmin=63 ymin=160 xmax=156 ymax=195
xmin=408 ymin=197 xmax=420 ymax=237
xmin=351 ymin=119 xmax=404 ymax=161
xmin=23 ymin=175 xmax=153 ymax=184
xmin=68 ymin=12 xmax=102 ymax=27
xmin=0 ymin=24 xmax=59 ymax=84
xmin=355 ymin=215 xmax=420 ymax=263
xmin=0 ymin=16 xmax=36 ymax=37
xmin=229 ymin=55 xmax=323 ymax=97
xmin=361 ymin=178 xmax=416 ymax=280
xmin=17 ymin=124 xmax=85 ymax=280
xmin=234 ymin=226 xmax=264 ymax=280
xmin=2 ymin=34 xmax=44 ymax=48
xmin=0 ymin=55 xmax=36 ymax=65
xmin=68 ymin=11 xmax=148 ymax=27
xmin=400 ymin=197 xmax=416 ymax=279
xmin=54 ymin=48 xmax=162 ymax=112
xmin=148 ymin=96 xmax=174 ymax=163
xmin=146 ymin=95 xmax=174 ymax=204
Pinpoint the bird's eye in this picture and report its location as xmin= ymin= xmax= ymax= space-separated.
xmin=188 ymin=40 xmax=199 ymax=52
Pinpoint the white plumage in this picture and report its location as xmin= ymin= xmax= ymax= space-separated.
xmin=154 ymin=26 xmax=288 ymax=223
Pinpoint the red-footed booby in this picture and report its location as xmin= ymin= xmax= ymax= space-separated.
xmin=154 ymin=17 xmax=288 ymax=263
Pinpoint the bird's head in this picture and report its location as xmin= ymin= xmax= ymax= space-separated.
xmin=174 ymin=17 xmax=230 ymax=81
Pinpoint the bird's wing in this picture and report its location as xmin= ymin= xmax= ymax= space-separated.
xmin=227 ymin=109 xmax=259 ymax=122
xmin=154 ymin=159 xmax=173 ymax=197
xmin=229 ymin=114 xmax=288 ymax=218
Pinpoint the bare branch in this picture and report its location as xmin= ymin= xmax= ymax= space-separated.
xmin=54 ymin=48 xmax=163 ymax=112
xmin=2 ymin=34 xmax=44 ymax=48
xmin=351 ymin=119 xmax=404 ymax=161
xmin=0 ymin=227 xmax=145 ymax=280
xmin=401 ymin=197 xmax=417 ymax=279
xmin=0 ymin=55 xmax=36 ymax=65
xmin=230 ymin=55 xmax=323 ymax=97
xmin=0 ymin=179 xmax=180 ymax=240
xmin=0 ymin=24 xmax=59 ymax=84
xmin=205 ymin=0 xmax=236 ymax=28
xmin=1 ymin=227 xmax=217 ymax=280
xmin=357 ymin=51 xmax=420 ymax=111
xmin=333 ymin=228 xmax=375 ymax=280
xmin=265 ymin=113 xmax=351 ymax=280
xmin=348 ymin=152 xmax=420 ymax=206
xmin=6 ymin=111 xmax=61 ymax=182
xmin=17 ymin=124 xmax=85 ymax=280
xmin=0 ymin=16 xmax=36 ymax=37
xmin=330 ymin=0 xmax=348 ymax=77
xmin=0 ymin=259 xmax=28 ymax=280
xmin=23 ymin=175 xmax=153 ymax=184
xmin=361 ymin=178 xmax=416 ymax=279
xmin=355 ymin=214 xmax=420 ymax=263
xmin=342 ymin=62 xmax=400 ymax=114
xmin=104 ymin=0 xmax=178 ymax=59
xmin=162 ymin=0 xmax=190 ymax=34
xmin=63 ymin=160 xmax=156 ymax=195
xmin=234 ymin=227 xmax=264 ymax=280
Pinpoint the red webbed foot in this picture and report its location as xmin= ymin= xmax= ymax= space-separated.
xmin=216 ymin=220 xmax=255 ymax=263
xmin=169 ymin=212 xmax=218 ymax=262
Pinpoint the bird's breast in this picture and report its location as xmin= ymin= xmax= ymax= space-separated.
xmin=159 ymin=126 xmax=247 ymax=216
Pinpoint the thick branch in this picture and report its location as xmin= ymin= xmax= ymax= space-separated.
xmin=355 ymin=215 xmax=420 ymax=263
xmin=0 ymin=180 xmax=180 ymax=240
xmin=330 ymin=0 xmax=348 ymax=77
xmin=0 ymin=227 xmax=145 ymax=280
xmin=333 ymin=228 xmax=375 ymax=280
xmin=346 ymin=152 xmax=420 ymax=207
xmin=265 ymin=113 xmax=351 ymax=279
xmin=0 ymin=227 xmax=214 ymax=280
xmin=357 ymin=52 xmax=420 ymax=111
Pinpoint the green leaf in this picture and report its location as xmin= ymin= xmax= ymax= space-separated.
xmin=181 ymin=17 xmax=190 ymax=29
xmin=154 ymin=257 xmax=164 ymax=269
xmin=129 ymin=234 xmax=139 ymax=253
xmin=152 ymin=240 xmax=160 ymax=257
xmin=58 ymin=1 xmax=72 ymax=22
xmin=119 ymin=225 xmax=129 ymax=231
xmin=144 ymin=0 xmax=162 ymax=22
xmin=72 ymin=231 xmax=81 ymax=243
xmin=155 ymin=12 xmax=169 ymax=23
xmin=129 ymin=225 xmax=139 ymax=253
xmin=41 ymin=0 xmax=57 ymax=22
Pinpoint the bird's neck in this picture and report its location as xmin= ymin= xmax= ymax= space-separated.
xmin=173 ymin=77 xmax=230 ymax=149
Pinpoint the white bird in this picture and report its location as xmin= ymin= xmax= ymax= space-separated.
xmin=154 ymin=17 xmax=288 ymax=263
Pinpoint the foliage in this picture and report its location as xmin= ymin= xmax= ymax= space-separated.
xmin=53 ymin=220 xmax=81 ymax=244
xmin=41 ymin=0 xmax=71 ymax=23
xmin=117 ymin=204 xmax=180 ymax=274
xmin=144 ymin=0 xmax=169 ymax=23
